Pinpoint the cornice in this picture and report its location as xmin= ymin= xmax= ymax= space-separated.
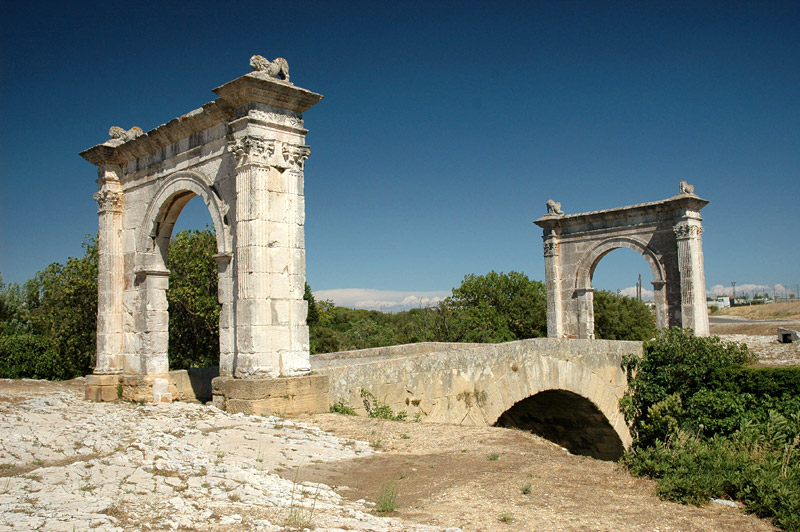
xmin=80 ymin=71 xmax=323 ymax=169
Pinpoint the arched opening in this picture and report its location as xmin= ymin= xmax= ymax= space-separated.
xmin=135 ymin=172 xmax=233 ymax=395
xmin=167 ymin=196 xmax=222 ymax=371
xmin=494 ymin=390 xmax=624 ymax=461
xmin=589 ymin=248 xmax=658 ymax=340
xmin=590 ymin=247 xmax=654 ymax=301
xmin=573 ymin=238 xmax=666 ymax=338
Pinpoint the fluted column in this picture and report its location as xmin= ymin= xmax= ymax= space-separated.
xmin=228 ymin=136 xmax=311 ymax=378
xmin=542 ymin=232 xmax=564 ymax=338
xmin=93 ymin=165 xmax=125 ymax=374
xmin=674 ymin=221 xmax=709 ymax=336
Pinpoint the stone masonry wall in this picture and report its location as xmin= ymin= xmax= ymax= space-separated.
xmin=312 ymin=338 xmax=641 ymax=448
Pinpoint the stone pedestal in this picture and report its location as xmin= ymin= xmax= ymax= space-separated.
xmin=211 ymin=375 xmax=329 ymax=416
xmin=85 ymin=373 xmax=178 ymax=403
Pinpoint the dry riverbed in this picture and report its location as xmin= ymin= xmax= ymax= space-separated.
xmin=0 ymin=378 xmax=777 ymax=532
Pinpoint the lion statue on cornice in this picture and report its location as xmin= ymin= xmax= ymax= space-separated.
xmin=250 ymin=55 xmax=290 ymax=81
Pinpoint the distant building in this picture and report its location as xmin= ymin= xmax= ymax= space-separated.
xmin=709 ymin=296 xmax=731 ymax=309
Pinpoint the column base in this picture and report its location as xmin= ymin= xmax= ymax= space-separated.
xmin=212 ymin=374 xmax=329 ymax=417
xmin=85 ymin=373 xmax=178 ymax=403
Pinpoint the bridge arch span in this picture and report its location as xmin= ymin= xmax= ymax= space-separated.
xmin=479 ymin=351 xmax=631 ymax=459
xmin=314 ymin=338 xmax=637 ymax=458
xmin=494 ymin=390 xmax=625 ymax=460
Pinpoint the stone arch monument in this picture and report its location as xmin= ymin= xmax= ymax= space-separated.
xmin=534 ymin=185 xmax=710 ymax=339
xmin=82 ymin=56 xmax=329 ymax=410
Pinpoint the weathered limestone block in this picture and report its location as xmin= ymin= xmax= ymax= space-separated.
xmin=152 ymin=378 xmax=172 ymax=403
xmin=212 ymin=375 xmax=329 ymax=416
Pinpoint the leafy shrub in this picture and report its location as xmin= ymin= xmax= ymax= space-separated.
xmin=621 ymin=329 xmax=800 ymax=530
xmin=0 ymin=333 xmax=76 ymax=380
xmin=329 ymin=401 xmax=357 ymax=416
xmin=620 ymin=328 xmax=753 ymax=444
xmin=593 ymin=290 xmax=657 ymax=341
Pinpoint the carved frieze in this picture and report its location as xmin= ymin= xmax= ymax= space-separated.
xmin=543 ymin=242 xmax=558 ymax=257
xmin=673 ymin=224 xmax=704 ymax=239
xmin=248 ymin=109 xmax=303 ymax=129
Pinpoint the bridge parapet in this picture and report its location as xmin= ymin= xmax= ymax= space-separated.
xmin=312 ymin=338 xmax=641 ymax=452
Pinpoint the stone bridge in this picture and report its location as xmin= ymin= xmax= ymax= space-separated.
xmin=212 ymin=338 xmax=641 ymax=460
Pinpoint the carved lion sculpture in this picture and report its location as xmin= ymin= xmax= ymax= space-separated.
xmin=108 ymin=126 xmax=143 ymax=142
xmin=679 ymin=180 xmax=695 ymax=194
xmin=546 ymin=199 xmax=564 ymax=216
xmin=250 ymin=55 xmax=290 ymax=81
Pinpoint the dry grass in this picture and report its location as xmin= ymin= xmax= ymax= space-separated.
xmin=713 ymin=301 xmax=800 ymax=320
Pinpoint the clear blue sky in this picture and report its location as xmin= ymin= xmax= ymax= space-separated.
xmin=1 ymin=1 xmax=798 ymax=309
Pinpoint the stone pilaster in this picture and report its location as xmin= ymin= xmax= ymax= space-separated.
xmin=575 ymin=288 xmax=595 ymax=339
xmin=229 ymin=136 xmax=311 ymax=378
xmin=133 ymin=260 xmax=170 ymax=375
xmin=651 ymin=280 xmax=668 ymax=329
xmin=674 ymin=221 xmax=709 ymax=336
xmin=213 ymin=253 xmax=235 ymax=377
xmin=93 ymin=165 xmax=125 ymax=374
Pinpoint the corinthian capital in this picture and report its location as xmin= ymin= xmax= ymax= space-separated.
xmin=543 ymin=242 xmax=558 ymax=257
xmin=281 ymin=144 xmax=310 ymax=171
xmin=227 ymin=136 xmax=276 ymax=166
xmin=673 ymin=223 xmax=704 ymax=239
xmin=94 ymin=189 xmax=123 ymax=213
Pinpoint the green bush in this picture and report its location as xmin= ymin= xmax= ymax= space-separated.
xmin=733 ymin=366 xmax=800 ymax=397
xmin=621 ymin=329 xmax=800 ymax=530
xmin=360 ymin=389 xmax=407 ymax=421
xmin=593 ymin=290 xmax=657 ymax=341
xmin=166 ymin=229 xmax=221 ymax=369
xmin=0 ymin=333 xmax=77 ymax=380
xmin=330 ymin=401 xmax=357 ymax=416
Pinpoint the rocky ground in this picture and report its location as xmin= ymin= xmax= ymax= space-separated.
xmin=711 ymin=319 xmax=800 ymax=366
xmin=0 ymin=374 xmax=779 ymax=532
xmin=0 ymin=379 xmax=454 ymax=532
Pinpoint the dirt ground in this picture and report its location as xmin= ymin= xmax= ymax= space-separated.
xmin=713 ymin=301 xmax=800 ymax=321
xmin=286 ymin=413 xmax=777 ymax=532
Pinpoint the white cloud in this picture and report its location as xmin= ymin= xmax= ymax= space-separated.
xmin=708 ymin=283 xmax=790 ymax=297
xmin=313 ymin=288 xmax=450 ymax=311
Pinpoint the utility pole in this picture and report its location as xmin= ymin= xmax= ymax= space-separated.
xmin=637 ymin=274 xmax=642 ymax=302
xmin=732 ymin=281 xmax=736 ymax=304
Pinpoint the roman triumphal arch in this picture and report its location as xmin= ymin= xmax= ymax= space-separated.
xmin=81 ymin=56 xmax=329 ymax=408
xmin=533 ymin=184 xmax=710 ymax=339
